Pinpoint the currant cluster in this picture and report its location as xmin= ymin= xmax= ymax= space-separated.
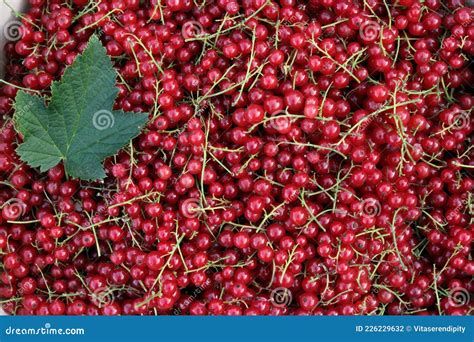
xmin=0 ymin=0 xmax=473 ymax=315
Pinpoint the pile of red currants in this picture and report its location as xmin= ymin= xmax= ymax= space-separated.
xmin=0 ymin=0 xmax=472 ymax=315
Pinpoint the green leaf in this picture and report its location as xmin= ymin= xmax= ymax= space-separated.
xmin=13 ymin=35 xmax=148 ymax=181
